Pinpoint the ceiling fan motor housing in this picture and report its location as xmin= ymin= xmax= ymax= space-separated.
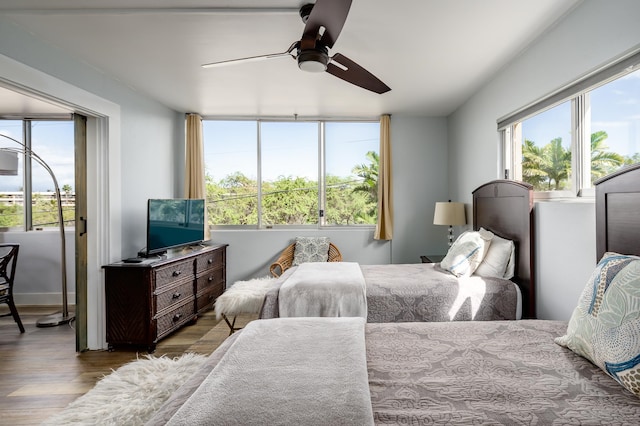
xmin=299 ymin=4 xmax=314 ymax=23
xmin=297 ymin=46 xmax=329 ymax=72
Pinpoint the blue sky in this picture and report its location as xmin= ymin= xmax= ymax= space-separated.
xmin=0 ymin=120 xmax=75 ymax=192
xmin=203 ymin=120 xmax=379 ymax=182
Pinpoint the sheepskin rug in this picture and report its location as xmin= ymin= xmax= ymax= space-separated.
xmin=42 ymin=353 xmax=206 ymax=426
xmin=215 ymin=276 xmax=277 ymax=320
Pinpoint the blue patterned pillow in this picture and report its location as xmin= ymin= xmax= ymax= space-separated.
xmin=555 ymin=252 xmax=640 ymax=397
xmin=292 ymin=237 xmax=330 ymax=266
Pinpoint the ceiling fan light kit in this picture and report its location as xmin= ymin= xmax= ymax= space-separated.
xmin=297 ymin=47 xmax=329 ymax=72
xmin=202 ymin=0 xmax=390 ymax=94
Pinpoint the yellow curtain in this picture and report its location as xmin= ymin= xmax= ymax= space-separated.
xmin=375 ymin=114 xmax=393 ymax=240
xmin=185 ymin=113 xmax=210 ymax=240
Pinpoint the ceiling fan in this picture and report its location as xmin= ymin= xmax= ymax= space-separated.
xmin=201 ymin=0 xmax=391 ymax=94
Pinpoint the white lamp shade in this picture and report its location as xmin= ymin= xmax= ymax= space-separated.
xmin=0 ymin=150 xmax=19 ymax=175
xmin=433 ymin=202 xmax=466 ymax=226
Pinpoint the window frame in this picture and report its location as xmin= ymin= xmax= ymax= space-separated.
xmin=202 ymin=117 xmax=380 ymax=229
xmin=499 ymin=49 xmax=640 ymax=199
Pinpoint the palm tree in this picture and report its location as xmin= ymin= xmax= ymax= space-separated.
xmin=352 ymin=151 xmax=379 ymax=217
xmin=522 ymin=131 xmax=627 ymax=190
xmin=543 ymin=138 xmax=571 ymax=190
xmin=590 ymin=131 xmax=623 ymax=182
xmin=522 ymin=139 xmax=548 ymax=190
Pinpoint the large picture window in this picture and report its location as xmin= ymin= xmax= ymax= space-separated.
xmin=501 ymin=53 xmax=640 ymax=197
xmin=203 ymin=119 xmax=380 ymax=227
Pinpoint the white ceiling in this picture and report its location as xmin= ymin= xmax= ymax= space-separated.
xmin=0 ymin=0 xmax=581 ymax=118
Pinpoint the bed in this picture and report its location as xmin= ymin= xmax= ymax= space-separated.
xmin=260 ymin=179 xmax=535 ymax=322
xmin=146 ymin=165 xmax=640 ymax=425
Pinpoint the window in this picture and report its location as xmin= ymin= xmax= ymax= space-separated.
xmin=589 ymin=72 xmax=640 ymax=180
xmin=519 ymin=101 xmax=573 ymax=193
xmin=261 ymin=122 xmax=318 ymax=226
xmin=325 ymin=122 xmax=379 ymax=225
xmin=0 ymin=119 xmax=75 ymax=230
xmin=203 ymin=119 xmax=380 ymax=227
xmin=501 ymin=52 xmax=640 ymax=197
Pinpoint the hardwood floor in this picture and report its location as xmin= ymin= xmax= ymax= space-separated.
xmin=0 ymin=305 xmax=253 ymax=425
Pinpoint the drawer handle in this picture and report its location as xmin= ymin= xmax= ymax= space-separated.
xmin=208 ymin=276 xmax=213 ymax=282
xmin=172 ymin=292 xmax=181 ymax=299
xmin=173 ymin=313 xmax=182 ymax=322
xmin=208 ymin=294 xmax=214 ymax=300
xmin=208 ymin=259 xmax=213 ymax=264
xmin=172 ymin=270 xmax=182 ymax=277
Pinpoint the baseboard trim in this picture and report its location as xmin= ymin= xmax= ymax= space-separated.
xmin=14 ymin=293 xmax=76 ymax=306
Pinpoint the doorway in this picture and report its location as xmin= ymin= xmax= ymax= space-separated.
xmin=1 ymin=55 xmax=123 ymax=350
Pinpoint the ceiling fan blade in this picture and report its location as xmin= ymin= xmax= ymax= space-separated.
xmin=302 ymin=0 xmax=352 ymax=49
xmin=202 ymin=49 xmax=294 ymax=69
xmin=327 ymin=53 xmax=391 ymax=94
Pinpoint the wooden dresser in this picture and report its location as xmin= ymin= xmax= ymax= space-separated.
xmin=103 ymin=243 xmax=227 ymax=351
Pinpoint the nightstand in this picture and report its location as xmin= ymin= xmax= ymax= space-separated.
xmin=420 ymin=254 xmax=445 ymax=263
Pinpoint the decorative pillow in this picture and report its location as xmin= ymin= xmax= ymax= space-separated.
xmin=440 ymin=229 xmax=493 ymax=277
xmin=292 ymin=237 xmax=330 ymax=266
xmin=474 ymin=230 xmax=516 ymax=279
xmin=555 ymin=252 xmax=640 ymax=397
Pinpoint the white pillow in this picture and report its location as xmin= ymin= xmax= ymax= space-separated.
xmin=440 ymin=229 xmax=493 ymax=277
xmin=474 ymin=230 xmax=516 ymax=279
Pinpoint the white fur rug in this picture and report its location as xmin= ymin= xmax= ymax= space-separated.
xmin=42 ymin=353 xmax=206 ymax=426
xmin=215 ymin=276 xmax=277 ymax=320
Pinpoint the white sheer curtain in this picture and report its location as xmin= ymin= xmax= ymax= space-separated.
xmin=374 ymin=114 xmax=393 ymax=240
xmin=185 ymin=113 xmax=210 ymax=240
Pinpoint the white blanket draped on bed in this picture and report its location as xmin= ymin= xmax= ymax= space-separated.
xmin=278 ymin=261 xmax=367 ymax=318
xmin=166 ymin=317 xmax=374 ymax=426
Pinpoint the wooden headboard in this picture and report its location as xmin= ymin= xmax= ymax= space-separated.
xmin=595 ymin=163 xmax=640 ymax=260
xmin=472 ymin=180 xmax=535 ymax=319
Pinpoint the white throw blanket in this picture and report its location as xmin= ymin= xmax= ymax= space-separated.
xmin=278 ymin=262 xmax=367 ymax=318
xmin=166 ymin=317 xmax=374 ymax=426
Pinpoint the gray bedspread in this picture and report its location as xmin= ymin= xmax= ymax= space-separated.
xmin=260 ymin=263 xmax=519 ymax=322
xmin=148 ymin=320 xmax=640 ymax=425
xmin=367 ymin=320 xmax=640 ymax=424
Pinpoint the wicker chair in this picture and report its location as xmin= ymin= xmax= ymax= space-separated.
xmin=270 ymin=242 xmax=343 ymax=277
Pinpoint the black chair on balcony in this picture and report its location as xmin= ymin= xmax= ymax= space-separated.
xmin=0 ymin=244 xmax=24 ymax=333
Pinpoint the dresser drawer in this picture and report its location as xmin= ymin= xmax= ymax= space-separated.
xmin=196 ymin=249 xmax=224 ymax=274
xmin=155 ymin=298 xmax=194 ymax=339
xmin=196 ymin=284 xmax=224 ymax=314
xmin=155 ymin=280 xmax=194 ymax=313
xmin=155 ymin=259 xmax=194 ymax=289
xmin=196 ymin=268 xmax=224 ymax=293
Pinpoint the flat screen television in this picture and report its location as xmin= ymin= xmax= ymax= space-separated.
xmin=145 ymin=198 xmax=206 ymax=256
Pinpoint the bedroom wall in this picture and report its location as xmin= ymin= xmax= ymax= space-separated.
xmin=447 ymin=0 xmax=640 ymax=319
xmin=0 ymin=16 xmax=183 ymax=304
xmin=391 ymin=116 xmax=451 ymax=263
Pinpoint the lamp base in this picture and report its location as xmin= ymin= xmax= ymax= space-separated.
xmin=36 ymin=311 xmax=75 ymax=328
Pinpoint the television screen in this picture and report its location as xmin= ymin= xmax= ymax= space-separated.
xmin=146 ymin=198 xmax=205 ymax=256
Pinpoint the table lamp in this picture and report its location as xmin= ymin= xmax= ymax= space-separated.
xmin=433 ymin=201 xmax=466 ymax=246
